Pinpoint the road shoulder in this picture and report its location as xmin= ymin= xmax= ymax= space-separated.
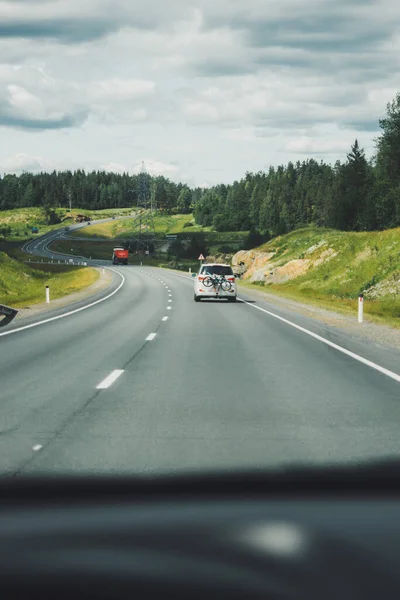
xmin=238 ymin=283 xmax=400 ymax=350
xmin=1 ymin=267 xmax=116 ymax=331
xmin=161 ymin=267 xmax=400 ymax=351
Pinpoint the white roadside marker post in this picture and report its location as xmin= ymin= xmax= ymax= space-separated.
xmin=46 ymin=286 xmax=50 ymax=304
xmin=358 ymin=293 xmax=364 ymax=324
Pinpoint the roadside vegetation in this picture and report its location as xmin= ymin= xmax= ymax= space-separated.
xmin=0 ymin=252 xmax=99 ymax=309
xmin=2 ymin=91 xmax=400 ymax=317
xmin=237 ymin=226 xmax=400 ymax=327
xmin=69 ymin=213 xmax=209 ymax=239
xmin=0 ymin=207 xmax=134 ymax=241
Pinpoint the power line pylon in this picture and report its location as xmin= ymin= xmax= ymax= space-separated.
xmin=129 ymin=161 xmax=157 ymax=254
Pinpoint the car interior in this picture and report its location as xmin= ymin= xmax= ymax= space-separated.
xmin=1 ymin=460 xmax=400 ymax=599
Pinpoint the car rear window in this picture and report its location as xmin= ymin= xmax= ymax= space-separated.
xmin=201 ymin=265 xmax=233 ymax=276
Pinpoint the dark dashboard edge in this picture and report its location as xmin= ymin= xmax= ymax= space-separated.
xmin=1 ymin=460 xmax=400 ymax=504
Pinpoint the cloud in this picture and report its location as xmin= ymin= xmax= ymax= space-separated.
xmin=0 ymin=111 xmax=87 ymax=130
xmin=284 ymin=137 xmax=352 ymax=155
xmin=0 ymin=65 xmax=155 ymax=130
xmin=0 ymin=153 xmax=53 ymax=173
xmin=132 ymin=160 xmax=180 ymax=177
xmin=92 ymin=78 xmax=155 ymax=101
xmin=0 ymin=0 xmax=195 ymax=43
xmin=101 ymin=162 xmax=128 ymax=173
xmin=100 ymin=159 xmax=181 ymax=178
xmin=0 ymin=0 xmax=399 ymax=184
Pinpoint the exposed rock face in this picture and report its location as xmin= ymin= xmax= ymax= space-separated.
xmin=313 ymin=248 xmax=338 ymax=267
xmin=232 ymin=250 xmax=276 ymax=280
xmin=264 ymin=259 xmax=311 ymax=283
xmin=231 ymin=245 xmax=336 ymax=283
xmin=364 ymin=273 xmax=400 ymax=299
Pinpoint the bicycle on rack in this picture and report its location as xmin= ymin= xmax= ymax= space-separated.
xmin=202 ymin=274 xmax=232 ymax=293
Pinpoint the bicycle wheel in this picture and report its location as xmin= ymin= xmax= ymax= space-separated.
xmin=203 ymin=277 xmax=214 ymax=288
xmin=221 ymin=279 xmax=231 ymax=292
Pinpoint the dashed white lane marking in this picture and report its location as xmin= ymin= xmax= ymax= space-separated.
xmin=32 ymin=445 xmax=42 ymax=452
xmin=168 ymin=299 xmax=172 ymax=303
xmin=162 ymin=316 xmax=168 ymax=321
xmin=168 ymin=294 xmax=172 ymax=297
xmin=146 ymin=333 xmax=157 ymax=341
xmin=167 ymin=306 xmax=172 ymax=310
xmin=96 ymin=369 xmax=124 ymax=390
xmin=164 ymin=269 xmax=400 ymax=385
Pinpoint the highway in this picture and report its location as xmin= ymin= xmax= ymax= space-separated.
xmin=0 ymin=227 xmax=400 ymax=476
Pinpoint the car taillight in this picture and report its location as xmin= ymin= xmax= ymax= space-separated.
xmin=227 ymin=277 xmax=235 ymax=282
xmin=198 ymin=276 xmax=204 ymax=281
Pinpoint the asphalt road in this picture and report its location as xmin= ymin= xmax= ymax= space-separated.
xmin=22 ymin=219 xmax=113 ymax=265
xmin=1 ymin=250 xmax=400 ymax=475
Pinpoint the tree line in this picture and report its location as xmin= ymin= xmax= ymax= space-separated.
xmin=194 ymin=92 xmax=400 ymax=235
xmin=1 ymin=92 xmax=400 ymax=236
xmin=0 ymin=170 xmax=199 ymax=215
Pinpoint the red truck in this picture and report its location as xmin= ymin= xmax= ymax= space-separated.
xmin=112 ymin=247 xmax=129 ymax=265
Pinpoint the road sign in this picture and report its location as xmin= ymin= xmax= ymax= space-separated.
xmin=198 ymin=254 xmax=205 ymax=260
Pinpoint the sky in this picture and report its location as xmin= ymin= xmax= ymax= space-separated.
xmin=0 ymin=0 xmax=399 ymax=187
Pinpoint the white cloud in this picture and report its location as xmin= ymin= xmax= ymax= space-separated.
xmin=0 ymin=152 xmax=53 ymax=174
xmin=100 ymin=159 xmax=181 ymax=179
xmin=101 ymin=162 xmax=127 ymax=173
xmin=91 ymin=78 xmax=156 ymax=101
xmin=132 ymin=159 xmax=180 ymax=177
xmin=285 ymin=137 xmax=352 ymax=155
xmin=0 ymin=0 xmax=399 ymax=184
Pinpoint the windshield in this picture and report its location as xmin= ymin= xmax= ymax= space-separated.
xmin=0 ymin=0 xmax=399 ymax=479
xmin=201 ymin=266 xmax=233 ymax=276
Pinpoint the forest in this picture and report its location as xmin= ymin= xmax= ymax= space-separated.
xmin=1 ymin=92 xmax=400 ymax=237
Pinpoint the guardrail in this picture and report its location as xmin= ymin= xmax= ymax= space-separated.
xmin=0 ymin=304 xmax=18 ymax=327
xmin=25 ymin=260 xmax=88 ymax=266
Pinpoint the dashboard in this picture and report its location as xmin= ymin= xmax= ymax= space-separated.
xmin=1 ymin=462 xmax=400 ymax=599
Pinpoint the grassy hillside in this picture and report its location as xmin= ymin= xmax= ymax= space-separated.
xmin=239 ymin=227 xmax=400 ymax=326
xmin=70 ymin=213 xmax=209 ymax=239
xmin=64 ymin=212 xmax=249 ymax=256
xmin=50 ymin=239 xmax=117 ymax=261
xmin=0 ymin=207 xmax=134 ymax=241
xmin=0 ymin=252 xmax=99 ymax=308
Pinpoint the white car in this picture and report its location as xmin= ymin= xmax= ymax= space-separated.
xmin=192 ymin=263 xmax=237 ymax=302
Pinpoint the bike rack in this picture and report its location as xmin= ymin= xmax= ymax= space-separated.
xmin=0 ymin=304 xmax=19 ymax=327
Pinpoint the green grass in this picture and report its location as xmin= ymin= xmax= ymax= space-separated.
xmin=67 ymin=212 xmax=249 ymax=257
xmin=0 ymin=207 xmax=135 ymax=241
xmin=239 ymin=280 xmax=400 ymax=328
xmin=0 ymin=252 xmax=99 ymax=309
xmin=49 ymin=239 xmax=116 ymax=260
xmin=242 ymin=226 xmax=400 ymax=327
xmin=69 ymin=212 xmax=210 ymax=239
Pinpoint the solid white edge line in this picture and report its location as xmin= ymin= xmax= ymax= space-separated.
xmin=239 ymin=298 xmax=400 ymax=384
xmin=162 ymin=316 xmax=168 ymax=321
xmin=96 ymin=369 xmax=124 ymax=389
xmin=164 ymin=270 xmax=400 ymax=385
xmin=0 ymin=268 xmax=125 ymax=338
xmin=146 ymin=333 xmax=157 ymax=341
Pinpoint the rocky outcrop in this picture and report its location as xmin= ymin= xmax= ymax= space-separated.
xmin=264 ymin=259 xmax=311 ymax=284
xmin=364 ymin=273 xmax=400 ymax=299
xmin=232 ymin=250 xmax=276 ymax=280
xmin=231 ymin=244 xmax=337 ymax=283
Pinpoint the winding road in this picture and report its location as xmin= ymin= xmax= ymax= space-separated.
xmin=0 ymin=223 xmax=399 ymax=476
